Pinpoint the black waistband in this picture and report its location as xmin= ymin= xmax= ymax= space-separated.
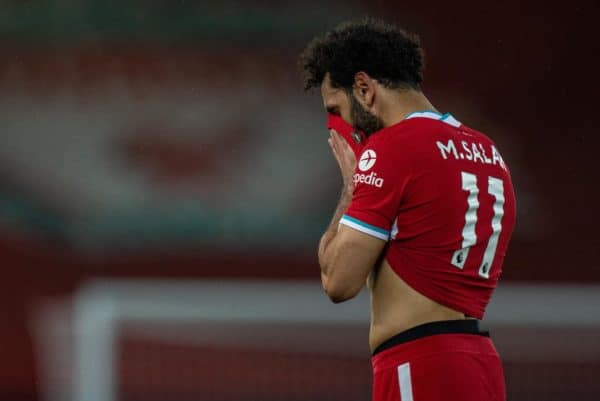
xmin=372 ymin=319 xmax=489 ymax=356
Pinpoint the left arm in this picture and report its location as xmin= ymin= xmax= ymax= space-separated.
xmin=318 ymin=131 xmax=386 ymax=302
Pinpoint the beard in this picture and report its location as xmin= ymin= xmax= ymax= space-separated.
xmin=350 ymin=93 xmax=384 ymax=136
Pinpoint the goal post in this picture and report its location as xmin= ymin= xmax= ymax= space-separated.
xmin=34 ymin=280 xmax=600 ymax=401
xmin=73 ymin=280 xmax=372 ymax=401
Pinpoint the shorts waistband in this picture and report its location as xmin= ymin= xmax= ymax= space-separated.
xmin=372 ymin=319 xmax=489 ymax=356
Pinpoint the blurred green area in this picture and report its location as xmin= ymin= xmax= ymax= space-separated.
xmin=0 ymin=1 xmax=354 ymax=250
xmin=0 ymin=0 xmax=357 ymax=43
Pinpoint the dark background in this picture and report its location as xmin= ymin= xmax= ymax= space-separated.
xmin=1 ymin=1 xmax=598 ymax=400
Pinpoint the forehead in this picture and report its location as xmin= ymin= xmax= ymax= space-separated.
xmin=320 ymin=75 xmax=346 ymax=109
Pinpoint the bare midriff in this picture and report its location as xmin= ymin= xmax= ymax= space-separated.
xmin=367 ymin=259 xmax=467 ymax=352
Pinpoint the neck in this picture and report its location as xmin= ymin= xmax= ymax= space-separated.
xmin=378 ymin=89 xmax=437 ymax=128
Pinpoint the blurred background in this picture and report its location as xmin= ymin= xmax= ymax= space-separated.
xmin=1 ymin=1 xmax=599 ymax=400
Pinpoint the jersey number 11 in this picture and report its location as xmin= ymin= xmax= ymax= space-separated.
xmin=451 ymin=172 xmax=505 ymax=279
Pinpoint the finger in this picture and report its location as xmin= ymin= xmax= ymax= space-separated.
xmin=328 ymin=137 xmax=341 ymax=162
xmin=332 ymin=131 xmax=355 ymax=161
xmin=331 ymin=130 xmax=348 ymax=150
xmin=331 ymin=136 xmax=344 ymax=161
xmin=333 ymin=133 xmax=349 ymax=159
xmin=329 ymin=135 xmax=339 ymax=154
xmin=330 ymin=130 xmax=341 ymax=151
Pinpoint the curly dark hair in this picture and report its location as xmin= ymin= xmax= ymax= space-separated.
xmin=300 ymin=18 xmax=424 ymax=91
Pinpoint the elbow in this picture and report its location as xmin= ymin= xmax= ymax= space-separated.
xmin=328 ymin=292 xmax=352 ymax=304
xmin=319 ymin=262 xmax=345 ymax=302
xmin=324 ymin=280 xmax=361 ymax=303
xmin=319 ymin=250 xmax=363 ymax=303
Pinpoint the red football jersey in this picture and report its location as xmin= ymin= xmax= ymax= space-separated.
xmin=340 ymin=111 xmax=516 ymax=319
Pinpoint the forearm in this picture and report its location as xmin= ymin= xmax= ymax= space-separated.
xmin=318 ymin=186 xmax=353 ymax=278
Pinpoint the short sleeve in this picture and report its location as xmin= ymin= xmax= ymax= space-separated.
xmin=340 ymin=138 xmax=410 ymax=241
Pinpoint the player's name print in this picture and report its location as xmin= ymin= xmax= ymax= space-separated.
xmin=436 ymin=139 xmax=506 ymax=170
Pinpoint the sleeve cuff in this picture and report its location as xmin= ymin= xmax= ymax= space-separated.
xmin=339 ymin=214 xmax=390 ymax=241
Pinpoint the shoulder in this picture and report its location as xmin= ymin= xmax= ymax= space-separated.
xmin=354 ymin=122 xmax=423 ymax=179
xmin=371 ymin=117 xmax=452 ymax=145
xmin=363 ymin=118 xmax=447 ymax=163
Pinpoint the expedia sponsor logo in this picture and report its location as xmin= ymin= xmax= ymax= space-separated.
xmin=353 ymin=171 xmax=384 ymax=188
xmin=358 ymin=149 xmax=377 ymax=172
